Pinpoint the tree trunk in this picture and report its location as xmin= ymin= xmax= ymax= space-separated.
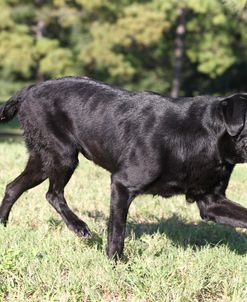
xmin=34 ymin=19 xmax=46 ymax=82
xmin=171 ymin=8 xmax=186 ymax=98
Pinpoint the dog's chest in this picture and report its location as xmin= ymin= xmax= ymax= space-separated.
xmin=185 ymin=161 xmax=230 ymax=192
xmin=148 ymin=160 xmax=230 ymax=198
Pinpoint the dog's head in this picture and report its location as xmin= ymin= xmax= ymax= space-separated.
xmin=220 ymin=94 xmax=247 ymax=162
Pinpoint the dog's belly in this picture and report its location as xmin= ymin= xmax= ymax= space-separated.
xmin=146 ymin=166 xmax=228 ymax=199
xmin=147 ymin=180 xmax=185 ymax=197
xmin=78 ymin=141 xmax=118 ymax=172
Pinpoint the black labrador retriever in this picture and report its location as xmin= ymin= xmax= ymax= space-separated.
xmin=1 ymin=76 xmax=247 ymax=259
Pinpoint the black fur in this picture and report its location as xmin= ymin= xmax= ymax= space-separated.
xmin=1 ymin=76 xmax=247 ymax=259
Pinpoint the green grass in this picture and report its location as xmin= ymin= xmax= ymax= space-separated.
xmin=1 ymin=140 xmax=247 ymax=301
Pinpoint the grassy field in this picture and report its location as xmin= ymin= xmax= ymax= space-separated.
xmin=1 ymin=141 xmax=247 ymax=301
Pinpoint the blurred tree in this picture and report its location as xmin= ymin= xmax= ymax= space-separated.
xmin=171 ymin=7 xmax=186 ymax=98
xmin=0 ymin=0 xmax=246 ymax=98
xmin=223 ymin=0 xmax=247 ymax=12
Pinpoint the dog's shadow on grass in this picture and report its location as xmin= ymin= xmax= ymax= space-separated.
xmin=53 ymin=210 xmax=247 ymax=255
xmin=127 ymin=214 xmax=247 ymax=255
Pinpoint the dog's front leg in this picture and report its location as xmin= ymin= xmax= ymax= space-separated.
xmin=197 ymin=195 xmax=247 ymax=228
xmin=106 ymin=176 xmax=136 ymax=260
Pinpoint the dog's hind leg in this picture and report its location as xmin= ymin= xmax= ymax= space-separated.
xmin=197 ymin=195 xmax=247 ymax=228
xmin=0 ymin=153 xmax=47 ymax=225
xmin=46 ymin=154 xmax=91 ymax=238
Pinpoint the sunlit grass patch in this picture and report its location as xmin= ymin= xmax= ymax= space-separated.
xmin=1 ymin=140 xmax=247 ymax=301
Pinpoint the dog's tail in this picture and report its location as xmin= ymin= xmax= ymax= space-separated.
xmin=0 ymin=89 xmax=25 ymax=123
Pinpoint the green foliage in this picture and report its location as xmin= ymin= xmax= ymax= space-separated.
xmin=223 ymin=0 xmax=247 ymax=12
xmin=0 ymin=31 xmax=34 ymax=78
xmin=40 ymin=48 xmax=76 ymax=77
xmin=187 ymin=33 xmax=235 ymax=78
xmin=0 ymin=0 xmax=246 ymax=95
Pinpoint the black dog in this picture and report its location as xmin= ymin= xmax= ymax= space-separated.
xmin=1 ymin=76 xmax=247 ymax=259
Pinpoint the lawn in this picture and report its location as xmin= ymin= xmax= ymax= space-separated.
xmin=1 ymin=140 xmax=247 ymax=301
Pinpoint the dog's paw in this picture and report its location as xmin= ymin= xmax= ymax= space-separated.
xmin=69 ymin=221 xmax=92 ymax=238
xmin=0 ymin=217 xmax=7 ymax=227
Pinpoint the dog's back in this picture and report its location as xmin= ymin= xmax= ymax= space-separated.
xmin=16 ymin=76 xmax=220 ymax=174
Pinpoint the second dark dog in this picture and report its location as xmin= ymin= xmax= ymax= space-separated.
xmin=1 ymin=76 xmax=247 ymax=259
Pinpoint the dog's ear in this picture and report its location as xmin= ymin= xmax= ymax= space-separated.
xmin=220 ymin=94 xmax=247 ymax=137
